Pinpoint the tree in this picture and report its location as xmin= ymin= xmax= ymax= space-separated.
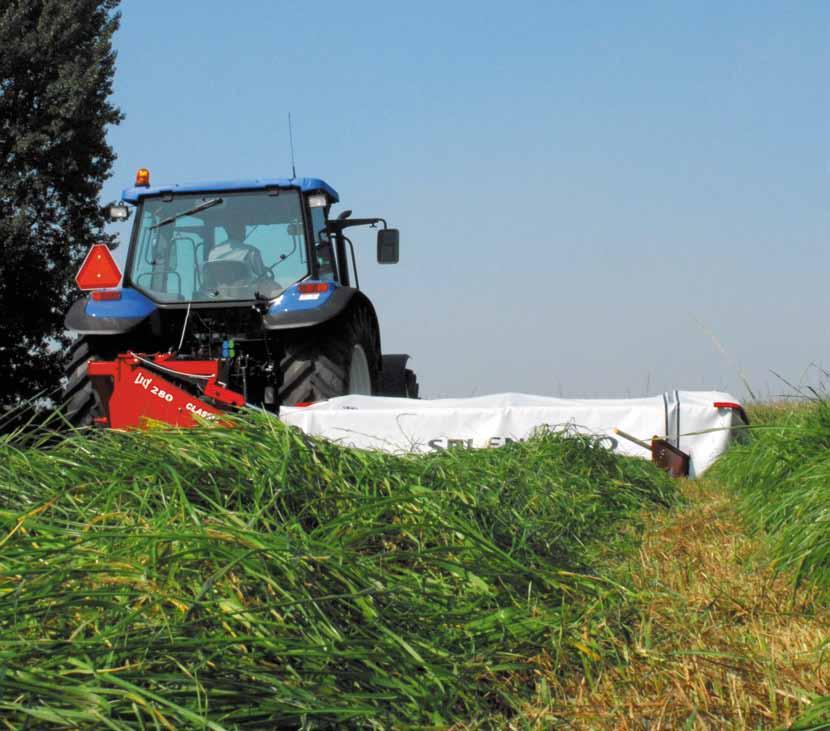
xmin=0 ymin=0 xmax=121 ymax=414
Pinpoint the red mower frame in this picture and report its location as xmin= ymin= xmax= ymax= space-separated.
xmin=87 ymin=353 xmax=245 ymax=429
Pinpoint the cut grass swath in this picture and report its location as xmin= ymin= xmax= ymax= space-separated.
xmin=0 ymin=414 xmax=677 ymax=728
xmin=711 ymin=400 xmax=830 ymax=729
xmin=712 ymin=400 xmax=830 ymax=591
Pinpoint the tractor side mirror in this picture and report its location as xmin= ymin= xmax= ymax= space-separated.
xmin=377 ymin=228 xmax=399 ymax=264
xmin=107 ymin=202 xmax=131 ymax=222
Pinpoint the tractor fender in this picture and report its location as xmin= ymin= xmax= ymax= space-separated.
xmin=64 ymin=288 xmax=158 ymax=335
xmin=263 ymin=286 xmax=378 ymax=333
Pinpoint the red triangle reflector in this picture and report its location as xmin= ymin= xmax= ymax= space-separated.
xmin=76 ymin=244 xmax=122 ymax=290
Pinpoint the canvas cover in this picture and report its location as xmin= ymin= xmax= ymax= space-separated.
xmin=280 ymin=391 xmax=747 ymax=476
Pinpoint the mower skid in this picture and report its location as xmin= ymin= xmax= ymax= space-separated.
xmin=87 ymin=354 xmax=244 ymax=429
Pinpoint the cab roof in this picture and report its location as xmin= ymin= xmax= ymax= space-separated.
xmin=121 ymin=177 xmax=339 ymax=204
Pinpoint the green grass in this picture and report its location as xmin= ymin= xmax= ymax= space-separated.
xmin=712 ymin=401 xmax=830 ymax=592
xmin=0 ymin=415 xmax=677 ymax=729
xmin=710 ymin=400 xmax=830 ymax=731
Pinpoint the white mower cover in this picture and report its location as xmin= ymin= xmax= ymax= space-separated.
xmin=280 ymin=391 xmax=746 ymax=476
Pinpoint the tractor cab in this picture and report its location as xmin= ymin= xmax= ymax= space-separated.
xmin=122 ymin=174 xmax=337 ymax=305
xmin=109 ymin=171 xmax=399 ymax=307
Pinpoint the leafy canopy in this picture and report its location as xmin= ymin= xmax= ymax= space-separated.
xmin=0 ymin=0 xmax=122 ymax=410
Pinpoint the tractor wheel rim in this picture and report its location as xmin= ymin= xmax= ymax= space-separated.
xmin=348 ymin=345 xmax=372 ymax=395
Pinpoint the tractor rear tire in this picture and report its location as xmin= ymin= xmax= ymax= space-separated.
xmin=61 ymin=338 xmax=107 ymax=427
xmin=279 ymin=305 xmax=380 ymax=406
xmin=380 ymin=355 xmax=420 ymax=398
xmin=403 ymin=368 xmax=419 ymax=399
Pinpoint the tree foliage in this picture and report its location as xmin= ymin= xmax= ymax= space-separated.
xmin=0 ymin=0 xmax=121 ymax=411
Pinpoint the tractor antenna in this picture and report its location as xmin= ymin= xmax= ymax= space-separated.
xmin=288 ymin=112 xmax=297 ymax=179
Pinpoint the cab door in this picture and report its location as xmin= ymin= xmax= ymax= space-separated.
xmin=308 ymin=201 xmax=340 ymax=282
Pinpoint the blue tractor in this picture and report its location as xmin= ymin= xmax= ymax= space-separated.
xmin=62 ymin=170 xmax=418 ymax=428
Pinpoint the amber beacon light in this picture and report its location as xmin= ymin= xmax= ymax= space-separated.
xmin=135 ymin=168 xmax=151 ymax=187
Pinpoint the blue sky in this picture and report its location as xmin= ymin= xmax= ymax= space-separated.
xmin=102 ymin=1 xmax=830 ymax=400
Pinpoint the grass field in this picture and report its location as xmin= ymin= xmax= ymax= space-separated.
xmin=0 ymin=416 xmax=677 ymax=728
xmin=1 ymin=403 xmax=829 ymax=729
xmin=542 ymin=401 xmax=830 ymax=730
xmin=546 ymin=477 xmax=830 ymax=729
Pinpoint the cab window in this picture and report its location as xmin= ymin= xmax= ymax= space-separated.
xmin=309 ymin=205 xmax=337 ymax=281
xmin=130 ymin=190 xmax=308 ymax=302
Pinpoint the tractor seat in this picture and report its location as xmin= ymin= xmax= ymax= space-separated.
xmin=201 ymin=259 xmax=257 ymax=288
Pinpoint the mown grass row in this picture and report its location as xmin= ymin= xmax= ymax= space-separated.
xmin=0 ymin=415 xmax=677 ymax=728
xmin=711 ymin=401 xmax=830 ymax=730
xmin=712 ymin=401 xmax=830 ymax=592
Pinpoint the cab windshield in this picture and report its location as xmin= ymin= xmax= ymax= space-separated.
xmin=128 ymin=190 xmax=308 ymax=303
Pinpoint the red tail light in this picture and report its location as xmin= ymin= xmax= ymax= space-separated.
xmin=297 ymin=282 xmax=330 ymax=295
xmin=91 ymin=290 xmax=122 ymax=301
xmin=76 ymin=244 xmax=122 ymax=290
